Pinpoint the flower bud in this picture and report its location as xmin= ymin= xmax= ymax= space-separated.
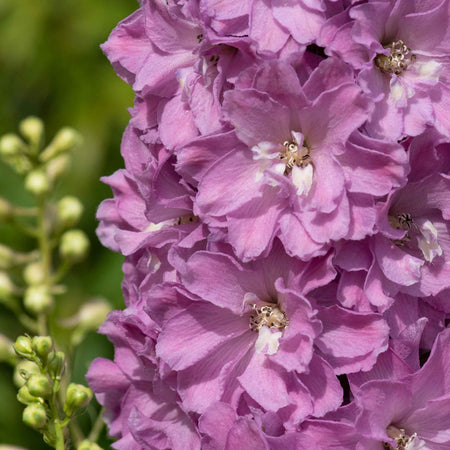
xmin=24 ymin=285 xmax=53 ymax=315
xmin=57 ymin=196 xmax=83 ymax=227
xmin=0 ymin=134 xmax=25 ymax=157
xmin=23 ymin=261 xmax=46 ymax=285
xmin=47 ymin=351 xmax=65 ymax=380
xmin=22 ymin=403 xmax=47 ymax=429
xmin=45 ymin=154 xmax=70 ymax=181
xmin=31 ymin=336 xmax=53 ymax=362
xmin=78 ymin=298 xmax=111 ymax=331
xmin=40 ymin=127 xmax=82 ymax=162
xmin=13 ymin=336 xmax=33 ymax=358
xmin=59 ymin=230 xmax=89 ymax=263
xmin=17 ymin=384 xmax=40 ymax=405
xmin=25 ymin=170 xmax=50 ymax=196
xmin=14 ymin=360 xmax=40 ymax=387
xmin=77 ymin=441 xmax=103 ymax=450
xmin=26 ymin=374 xmax=52 ymax=398
xmin=0 ymin=245 xmax=16 ymax=269
xmin=0 ymin=271 xmax=15 ymax=300
xmin=0 ymin=334 xmax=16 ymax=364
xmin=0 ymin=197 xmax=14 ymax=221
xmin=19 ymin=117 xmax=44 ymax=147
xmin=64 ymin=383 xmax=92 ymax=415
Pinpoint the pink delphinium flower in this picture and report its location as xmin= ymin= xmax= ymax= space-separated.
xmin=153 ymin=242 xmax=389 ymax=428
xmin=321 ymin=0 xmax=450 ymax=139
xmin=194 ymin=58 xmax=407 ymax=261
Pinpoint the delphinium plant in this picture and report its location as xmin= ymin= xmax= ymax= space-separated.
xmin=0 ymin=118 xmax=110 ymax=450
xmin=87 ymin=0 xmax=450 ymax=449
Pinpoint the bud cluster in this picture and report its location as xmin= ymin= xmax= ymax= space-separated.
xmin=0 ymin=118 xmax=104 ymax=449
xmin=13 ymin=334 xmax=94 ymax=446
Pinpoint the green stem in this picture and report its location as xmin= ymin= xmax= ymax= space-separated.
xmin=49 ymin=395 xmax=66 ymax=450
xmin=69 ymin=419 xmax=84 ymax=447
xmin=88 ymin=408 xmax=105 ymax=443
xmin=36 ymin=196 xmax=51 ymax=336
xmin=13 ymin=206 xmax=39 ymax=217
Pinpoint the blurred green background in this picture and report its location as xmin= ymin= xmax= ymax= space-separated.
xmin=0 ymin=0 xmax=138 ymax=447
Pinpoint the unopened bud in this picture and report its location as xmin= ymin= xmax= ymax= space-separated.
xmin=23 ymin=261 xmax=46 ymax=285
xmin=0 ymin=198 xmax=13 ymax=221
xmin=0 ymin=334 xmax=15 ymax=363
xmin=47 ymin=351 xmax=65 ymax=380
xmin=0 ymin=134 xmax=25 ymax=157
xmin=19 ymin=117 xmax=44 ymax=147
xmin=0 ymin=245 xmax=21 ymax=269
xmin=40 ymin=127 xmax=81 ymax=162
xmin=27 ymin=374 xmax=52 ymax=398
xmin=64 ymin=383 xmax=92 ymax=415
xmin=31 ymin=336 xmax=52 ymax=362
xmin=13 ymin=336 xmax=33 ymax=358
xmin=77 ymin=441 xmax=103 ymax=450
xmin=25 ymin=170 xmax=50 ymax=196
xmin=59 ymin=230 xmax=89 ymax=263
xmin=45 ymin=154 xmax=70 ymax=181
xmin=78 ymin=298 xmax=111 ymax=330
xmin=17 ymin=384 xmax=40 ymax=405
xmin=0 ymin=271 xmax=15 ymax=300
xmin=24 ymin=285 xmax=53 ymax=315
xmin=57 ymin=196 xmax=83 ymax=227
xmin=14 ymin=360 xmax=40 ymax=387
xmin=22 ymin=403 xmax=47 ymax=429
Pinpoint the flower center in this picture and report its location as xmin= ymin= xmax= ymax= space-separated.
xmin=383 ymin=425 xmax=425 ymax=450
xmin=375 ymin=40 xmax=416 ymax=75
xmin=145 ymin=215 xmax=199 ymax=232
xmin=249 ymin=304 xmax=289 ymax=332
xmin=388 ymin=212 xmax=443 ymax=262
xmin=278 ymin=140 xmax=311 ymax=175
xmin=389 ymin=212 xmax=413 ymax=247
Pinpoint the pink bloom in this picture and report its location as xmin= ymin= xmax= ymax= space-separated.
xmin=322 ymin=0 xmax=450 ymax=139
xmin=194 ymin=59 xmax=406 ymax=260
xmin=153 ymin=243 xmax=389 ymax=427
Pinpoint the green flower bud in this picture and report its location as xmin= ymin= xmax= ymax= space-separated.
xmin=23 ymin=261 xmax=46 ymax=285
xmin=25 ymin=170 xmax=50 ymax=196
xmin=22 ymin=403 xmax=47 ymax=429
xmin=0 ymin=197 xmax=14 ymax=221
xmin=26 ymin=374 xmax=52 ymax=398
xmin=0 ymin=245 xmax=27 ymax=269
xmin=45 ymin=154 xmax=70 ymax=181
xmin=13 ymin=360 xmax=40 ymax=387
xmin=77 ymin=298 xmax=111 ymax=331
xmin=59 ymin=230 xmax=89 ymax=263
xmin=13 ymin=336 xmax=33 ymax=358
xmin=17 ymin=385 xmax=40 ymax=405
xmin=31 ymin=336 xmax=53 ymax=362
xmin=64 ymin=383 xmax=92 ymax=415
xmin=57 ymin=196 xmax=83 ymax=227
xmin=40 ymin=127 xmax=82 ymax=162
xmin=47 ymin=351 xmax=65 ymax=381
xmin=19 ymin=117 xmax=44 ymax=147
xmin=24 ymin=285 xmax=54 ymax=315
xmin=0 ymin=134 xmax=25 ymax=157
xmin=77 ymin=441 xmax=103 ymax=450
xmin=0 ymin=271 xmax=15 ymax=300
xmin=0 ymin=334 xmax=16 ymax=364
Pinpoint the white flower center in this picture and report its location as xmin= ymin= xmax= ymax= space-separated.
xmin=376 ymin=40 xmax=416 ymax=75
xmin=416 ymin=219 xmax=442 ymax=263
xmin=384 ymin=425 xmax=425 ymax=450
xmin=389 ymin=213 xmax=442 ymax=263
xmin=249 ymin=304 xmax=288 ymax=356
xmin=251 ymin=131 xmax=314 ymax=196
xmin=145 ymin=215 xmax=199 ymax=232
